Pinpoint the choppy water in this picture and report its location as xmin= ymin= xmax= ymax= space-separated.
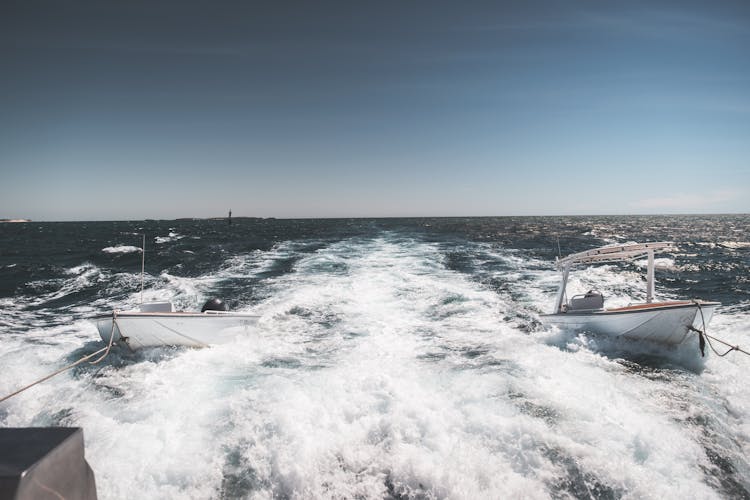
xmin=1 ymin=216 xmax=748 ymax=499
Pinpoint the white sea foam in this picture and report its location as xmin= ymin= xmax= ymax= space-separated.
xmin=154 ymin=230 xmax=184 ymax=244
xmin=15 ymin=263 xmax=108 ymax=311
xmin=633 ymin=257 xmax=680 ymax=272
xmin=102 ymin=245 xmax=142 ymax=254
xmin=718 ymin=241 xmax=750 ymax=250
xmin=91 ymin=241 xmax=311 ymax=313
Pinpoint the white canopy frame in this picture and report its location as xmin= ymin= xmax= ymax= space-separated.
xmin=552 ymin=242 xmax=676 ymax=313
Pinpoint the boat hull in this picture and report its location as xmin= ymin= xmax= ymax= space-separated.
xmin=94 ymin=312 xmax=260 ymax=349
xmin=540 ymin=301 xmax=719 ymax=345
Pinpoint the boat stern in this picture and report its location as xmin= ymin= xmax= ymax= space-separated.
xmin=692 ymin=301 xmax=720 ymax=331
xmin=94 ymin=314 xmax=122 ymax=344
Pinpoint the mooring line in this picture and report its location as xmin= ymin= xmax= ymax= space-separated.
xmin=0 ymin=311 xmax=119 ymax=404
xmin=703 ymin=332 xmax=749 ymax=357
xmin=690 ymin=301 xmax=748 ymax=358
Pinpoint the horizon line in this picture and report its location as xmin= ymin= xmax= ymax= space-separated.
xmin=3 ymin=212 xmax=749 ymax=223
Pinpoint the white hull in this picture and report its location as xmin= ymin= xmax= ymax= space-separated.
xmin=540 ymin=301 xmax=718 ymax=345
xmin=94 ymin=311 xmax=260 ymax=349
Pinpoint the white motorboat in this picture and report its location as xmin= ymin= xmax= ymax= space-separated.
xmin=93 ymin=299 xmax=260 ymax=349
xmin=540 ymin=242 xmax=719 ymax=346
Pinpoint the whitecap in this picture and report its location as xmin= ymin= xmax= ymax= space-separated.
xmin=718 ymin=241 xmax=750 ymax=250
xmin=155 ymin=231 xmax=184 ymax=244
xmin=102 ymin=245 xmax=141 ymax=254
xmin=634 ymin=257 xmax=679 ymax=272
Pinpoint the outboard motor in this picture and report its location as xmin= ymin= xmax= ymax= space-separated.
xmin=201 ymin=298 xmax=229 ymax=312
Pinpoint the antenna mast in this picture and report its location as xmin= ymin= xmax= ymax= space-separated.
xmin=140 ymin=233 xmax=145 ymax=304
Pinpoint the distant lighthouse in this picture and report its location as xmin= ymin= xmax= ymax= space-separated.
xmin=228 ymin=209 xmax=232 ymax=225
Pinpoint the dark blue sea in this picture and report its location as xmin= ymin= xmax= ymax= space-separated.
xmin=1 ymin=215 xmax=748 ymax=498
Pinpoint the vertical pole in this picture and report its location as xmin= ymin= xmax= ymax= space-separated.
xmin=646 ymin=250 xmax=654 ymax=303
xmin=140 ymin=233 xmax=145 ymax=304
xmin=553 ymin=264 xmax=570 ymax=313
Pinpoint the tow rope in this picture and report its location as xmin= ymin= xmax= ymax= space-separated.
xmin=0 ymin=311 xmax=119 ymax=404
xmin=690 ymin=301 xmax=749 ymax=358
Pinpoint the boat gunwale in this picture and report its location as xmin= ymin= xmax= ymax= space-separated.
xmin=541 ymin=300 xmax=720 ymax=318
xmin=605 ymin=300 xmax=719 ymax=312
xmin=93 ymin=311 xmax=260 ymax=320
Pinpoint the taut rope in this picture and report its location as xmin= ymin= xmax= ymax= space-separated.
xmin=0 ymin=311 xmax=119 ymax=404
xmin=690 ymin=301 xmax=749 ymax=358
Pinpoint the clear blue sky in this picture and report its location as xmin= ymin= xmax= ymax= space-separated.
xmin=1 ymin=0 xmax=748 ymax=220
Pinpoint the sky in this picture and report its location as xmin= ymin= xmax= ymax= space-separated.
xmin=1 ymin=0 xmax=748 ymax=220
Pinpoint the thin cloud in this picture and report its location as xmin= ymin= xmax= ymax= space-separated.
xmin=630 ymin=190 xmax=742 ymax=211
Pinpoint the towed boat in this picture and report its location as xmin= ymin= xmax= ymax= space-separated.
xmin=540 ymin=242 xmax=719 ymax=345
xmin=94 ymin=298 xmax=260 ymax=349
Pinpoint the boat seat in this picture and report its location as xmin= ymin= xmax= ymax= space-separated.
xmin=139 ymin=301 xmax=174 ymax=313
xmin=568 ymin=291 xmax=604 ymax=311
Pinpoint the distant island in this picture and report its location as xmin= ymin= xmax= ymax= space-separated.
xmin=0 ymin=219 xmax=31 ymax=223
xmin=173 ymin=217 xmax=269 ymax=221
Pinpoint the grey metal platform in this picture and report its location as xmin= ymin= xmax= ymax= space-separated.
xmin=0 ymin=427 xmax=97 ymax=500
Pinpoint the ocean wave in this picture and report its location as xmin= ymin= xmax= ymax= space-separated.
xmin=102 ymin=245 xmax=142 ymax=254
xmin=633 ymin=257 xmax=680 ymax=272
xmin=66 ymin=263 xmax=99 ymax=275
xmin=695 ymin=241 xmax=750 ymax=250
xmin=155 ymin=231 xmax=184 ymax=244
xmin=718 ymin=241 xmax=750 ymax=250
